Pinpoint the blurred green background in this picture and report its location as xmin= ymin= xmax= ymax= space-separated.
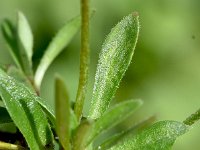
xmin=0 ymin=0 xmax=200 ymax=149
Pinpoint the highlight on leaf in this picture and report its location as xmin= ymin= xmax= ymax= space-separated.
xmin=89 ymin=12 xmax=140 ymax=119
xmin=0 ymin=69 xmax=53 ymax=150
xmin=108 ymin=121 xmax=189 ymax=150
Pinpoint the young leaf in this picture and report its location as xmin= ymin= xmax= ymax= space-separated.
xmin=1 ymin=13 xmax=33 ymax=76
xmin=86 ymin=99 xmax=142 ymax=146
xmin=0 ymin=69 xmax=53 ymax=150
xmin=55 ymin=76 xmax=70 ymax=150
xmin=34 ymin=16 xmax=81 ymax=89
xmin=1 ymin=19 xmax=21 ymax=69
xmin=107 ymin=121 xmax=188 ymax=150
xmin=17 ymin=11 xmax=33 ymax=66
xmin=72 ymin=120 xmax=92 ymax=150
xmin=89 ymin=12 xmax=140 ymax=119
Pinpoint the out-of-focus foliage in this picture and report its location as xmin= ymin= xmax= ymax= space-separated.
xmin=0 ymin=0 xmax=200 ymax=149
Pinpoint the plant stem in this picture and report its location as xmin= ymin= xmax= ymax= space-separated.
xmin=74 ymin=0 xmax=90 ymax=121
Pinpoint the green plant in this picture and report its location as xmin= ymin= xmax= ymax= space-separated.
xmin=0 ymin=1 xmax=199 ymax=150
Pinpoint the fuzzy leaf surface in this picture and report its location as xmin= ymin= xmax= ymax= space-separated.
xmin=0 ymin=69 xmax=53 ymax=150
xmin=108 ymin=121 xmax=188 ymax=150
xmin=34 ymin=16 xmax=81 ymax=89
xmin=86 ymin=99 xmax=142 ymax=146
xmin=97 ymin=116 xmax=156 ymax=150
xmin=89 ymin=13 xmax=140 ymax=119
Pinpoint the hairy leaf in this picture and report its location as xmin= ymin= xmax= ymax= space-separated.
xmin=86 ymin=99 xmax=142 ymax=146
xmin=107 ymin=121 xmax=188 ymax=150
xmin=6 ymin=65 xmax=34 ymax=91
xmin=97 ymin=116 xmax=156 ymax=150
xmin=55 ymin=76 xmax=70 ymax=150
xmin=34 ymin=16 xmax=81 ymax=89
xmin=0 ymin=69 xmax=53 ymax=150
xmin=89 ymin=13 xmax=140 ymax=119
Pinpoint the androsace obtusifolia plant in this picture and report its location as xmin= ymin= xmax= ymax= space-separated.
xmin=0 ymin=1 xmax=200 ymax=150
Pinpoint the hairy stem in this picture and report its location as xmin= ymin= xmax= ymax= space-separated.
xmin=74 ymin=0 xmax=90 ymax=121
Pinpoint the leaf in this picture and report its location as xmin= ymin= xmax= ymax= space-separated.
xmin=86 ymin=99 xmax=143 ymax=146
xmin=6 ymin=65 xmax=34 ymax=92
xmin=55 ymin=76 xmax=70 ymax=150
xmin=0 ymin=107 xmax=12 ymax=124
xmin=34 ymin=16 xmax=81 ymax=89
xmin=17 ymin=11 xmax=33 ymax=66
xmin=183 ymin=108 xmax=200 ymax=125
xmin=1 ymin=19 xmax=21 ymax=69
xmin=35 ymin=83 xmax=78 ymax=131
xmin=72 ymin=120 xmax=92 ymax=150
xmin=89 ymin=12 xmax=140 ymax=119
xmin=0 ymin=69 xmax=53 ymax=150
xmin=107 ymin=121 xmax=189 ymax=150
xmin=97 ymin=116 xmax=156 ymax=150
xmin=35 ymin=97 xmax=56 ymax=127
xmin=16 ymin=11 xmax=33 ymax=76
xmin=1 ymin=13 xmax=33 ymax=76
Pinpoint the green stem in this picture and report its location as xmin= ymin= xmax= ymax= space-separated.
xmin=74 ymin=0 xmax=90 ymax=121
xmin=183 ymin=109 xmax=200 ymax=125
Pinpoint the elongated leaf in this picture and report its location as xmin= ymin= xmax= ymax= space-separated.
xmin=17 ymin=11 xmax=33 ymax=76
xmin=34 ymin=16 xmax=81 ymax=89
xmin=107 ymin=121 xmax=188 ymax=150
xmin=35 ymin=97 xmax=56 ymax=126
xmin=86 ymin=99 xmax=142 ymax=146
xmin=0 ymin=107 xmax=12 ymax=124
xmin=17 ymin=11 xmax=33 ymax=66
xmin=89 ymin=13 xmax=140 ymax=119
xmin=97 ymin=116 xmax=156 ymax=150
xmin=0 ymin=69 xmax=53 ymax=150
xmin=1 ymin=13 xmax=33 ymax=76
xmin=1 ymin=19 xmax=21 ymax=69
xmin=55 ymin=76 xmax=70 ymax=150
